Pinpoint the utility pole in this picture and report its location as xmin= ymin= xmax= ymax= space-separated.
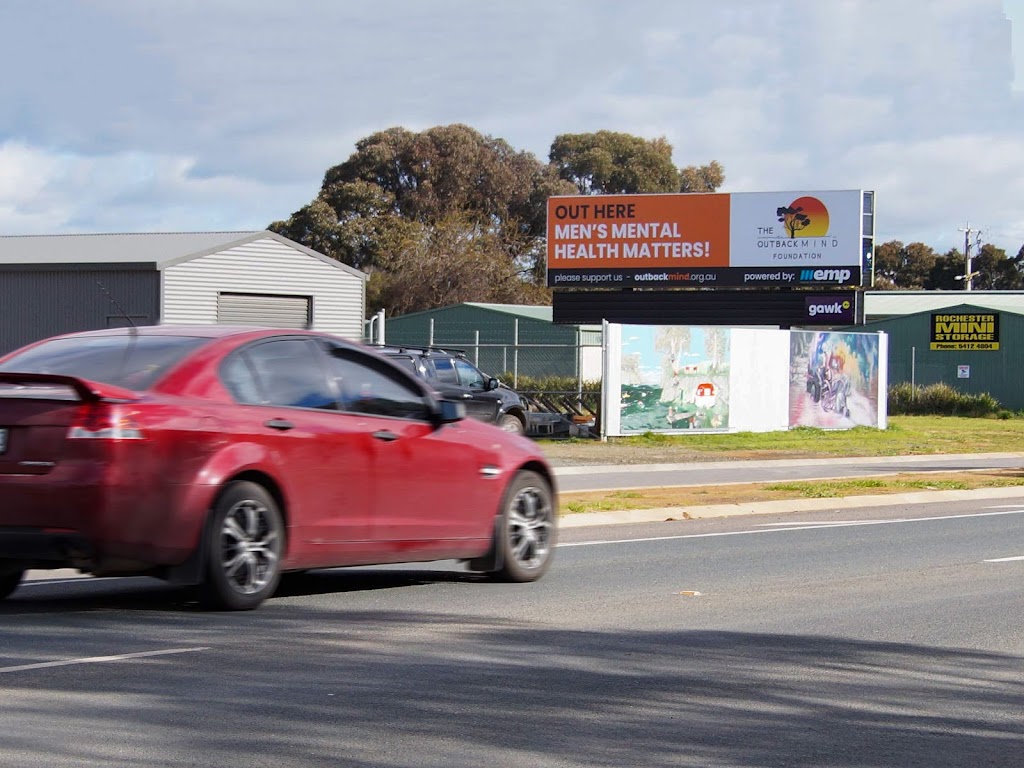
xmin=957 ymin=223 xmax=981 ymax=291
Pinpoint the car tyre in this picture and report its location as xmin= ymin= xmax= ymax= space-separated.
xmin=488 ymin=470 xmax=556 ymax=582
xmin=0 ymin=564 xmax=24 ymax=600
xmin=200 ymin=481 xmax=284 ymax=611
xmin=498 ymin=413 xmax=526 ymax=436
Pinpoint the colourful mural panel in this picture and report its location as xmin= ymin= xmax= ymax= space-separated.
xmin=789 ymin=331 xmax=880 ymax=428
xmin=619 ymin=325 xmax=731 ymax=433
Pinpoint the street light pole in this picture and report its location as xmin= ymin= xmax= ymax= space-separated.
xmin=958 ymin=223 xmax=979 ymax=291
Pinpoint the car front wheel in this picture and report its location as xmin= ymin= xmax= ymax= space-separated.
xmin=498 ymin=413 xmax=526 ymax=436
xmin=0 ymin=564 xmax=24 ymax=600
xmin=488 ymin=470 xmax=556 ymax=582
xmin=200 ymin=481 xmax=284 ymax=611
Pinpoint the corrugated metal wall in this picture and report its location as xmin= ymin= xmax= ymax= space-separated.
xmin=162 ymin=237 xmax=365 ymax=339
xmin=0 ymin=268 xmax=160 ymax=355
xmin=860 ymin=304 xmax=1024 ymax=409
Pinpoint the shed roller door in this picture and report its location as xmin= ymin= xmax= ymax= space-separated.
xmin=217 ymin=293 xmax=311 ymax=329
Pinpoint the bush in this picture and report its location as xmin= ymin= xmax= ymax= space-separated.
xmin=887 ymin=382 xmax=1002 ymax=417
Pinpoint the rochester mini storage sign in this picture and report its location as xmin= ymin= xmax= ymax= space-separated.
xmin=930 ymin=312 xmax=1000 ymax=351
xmin=546 ymin=190 xmax=864 ymax=288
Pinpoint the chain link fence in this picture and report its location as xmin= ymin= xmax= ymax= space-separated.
xmin=376 ymin=315 xmax=604 ymax=427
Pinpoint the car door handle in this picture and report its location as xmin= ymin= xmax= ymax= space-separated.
xmin=462 ymin=393 xmax=473 ymax=399
xmin=372 ymin=430 xmax=400 ymax=442
xmin=264 ymin=418 xmax=295 ymax=431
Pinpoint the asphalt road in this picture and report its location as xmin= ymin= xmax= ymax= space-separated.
xmin=2 ymin=493 xmax=1023 ymax=767
xmin=553 ymin=451 xmax=1024 ymax=492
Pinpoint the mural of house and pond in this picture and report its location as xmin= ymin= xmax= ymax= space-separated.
xmin=617 ymin=325 xmax=731 ymax=433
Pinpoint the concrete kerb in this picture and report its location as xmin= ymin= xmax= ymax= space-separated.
xmin=550 ymin=452 xmax=1024 ymax=476
xmin=557 ymin=486 xmax=1024 ymax=528
xmin=552 ymin=452 xmax=1024 ymax=528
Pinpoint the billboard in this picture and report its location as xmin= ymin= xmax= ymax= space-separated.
xmin=547 ymin=190 xmax=864 ymax=288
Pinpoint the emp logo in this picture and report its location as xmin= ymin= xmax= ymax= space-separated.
xmin=800 ymin=268 xmax=852 ymax=283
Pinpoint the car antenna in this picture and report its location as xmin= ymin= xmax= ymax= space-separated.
xmin=96 ymin=280 xmax=137 ymax=333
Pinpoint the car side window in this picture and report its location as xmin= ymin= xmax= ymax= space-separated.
xmin=221 ymin=352 xmax=264 ymax=405
xmin=430 ymin=357 xmax=459 ymax=385
xmin=453 ymin=359 xmax=486 ymax=390
xmin=327 ymin=348 xmax=433 ymax=421
xmin=238 ymin=339 xmax=337 ymax=410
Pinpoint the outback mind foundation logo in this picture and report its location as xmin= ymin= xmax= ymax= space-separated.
xmin=776 ymin=196 xmax=830 ymax=238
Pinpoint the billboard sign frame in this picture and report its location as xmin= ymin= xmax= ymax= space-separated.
xmin=547 ymin=189 xmax=866 ymax=289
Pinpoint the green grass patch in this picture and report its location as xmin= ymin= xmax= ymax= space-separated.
xmin=542 ymin=416 xmax=1024 ymax=460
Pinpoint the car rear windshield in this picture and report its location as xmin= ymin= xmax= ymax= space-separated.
xmin=0 ymin=335 xmax=209 ymax=390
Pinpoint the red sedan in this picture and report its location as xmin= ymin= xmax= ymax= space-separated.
xmin=0 ymin=326 xmax=556 ymax=610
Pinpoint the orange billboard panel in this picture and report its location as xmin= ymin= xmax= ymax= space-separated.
xmin=546 ymin=194 xmax=731 ymax=270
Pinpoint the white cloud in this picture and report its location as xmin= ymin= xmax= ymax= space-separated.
xmin=0 ymin=0 xmax=1020 ymax=251
xmin=0 ymin=141 xmax=311 ymax=234
xmin=840 ymin=134 xmax=1024 ymax=248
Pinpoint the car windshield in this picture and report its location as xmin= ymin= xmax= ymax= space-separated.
xmin=0 ymin=334 xmax=209 ymax=390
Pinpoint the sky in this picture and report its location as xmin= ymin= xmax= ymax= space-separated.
xmin=1 ymin=0 xmax=1022 ymax=253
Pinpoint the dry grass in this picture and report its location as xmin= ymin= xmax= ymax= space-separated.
xmin=560 ymin=469 xmax=1024 ymax=515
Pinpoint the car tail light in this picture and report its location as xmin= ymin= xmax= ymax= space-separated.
xmin=68 ymin=403 xmax=145 ymax=440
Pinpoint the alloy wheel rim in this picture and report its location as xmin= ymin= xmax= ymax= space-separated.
xmin=507 ymin=485 xmax=552 ymax=569
xmin=219 ymin=499 xmax=280 ymax=594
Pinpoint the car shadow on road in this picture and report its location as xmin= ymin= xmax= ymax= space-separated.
xmin=1 ymin=591 xmax=1022 ymax=767
xmin=0 ymin=566 xmax=482 ymax=615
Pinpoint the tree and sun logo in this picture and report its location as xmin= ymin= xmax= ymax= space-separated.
xmin=776 ymin=196 xmax=830 ymax=238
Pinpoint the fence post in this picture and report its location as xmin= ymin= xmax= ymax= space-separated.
xmin=576 ymin=327 xmax=583 ymax=404
xmin=474 ymin=330 xmax=480 ymax=366
xmin=513 ymin=319 xmax=519 ymax=388
xmin=429 ymin=318 xmax=434 ymax=347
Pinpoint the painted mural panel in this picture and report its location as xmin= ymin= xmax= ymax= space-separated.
xmin=789 ymin=331 xmax=880 ymax=428
xmin=619 ymin=325 xmax=731 ymax=432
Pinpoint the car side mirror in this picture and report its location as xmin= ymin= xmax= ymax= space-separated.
xmin=436 ymin=399 xmax=466 ymax=425
xmin=487 ymin=377 xmax=500 ymax=391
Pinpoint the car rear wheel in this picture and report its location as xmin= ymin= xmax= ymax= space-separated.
xmin=0 ymin=564 xmax=24 ymax=600
xmin=200 ymin=481 xmax=284 ymax=611
xmin=498 ymin=413 xmax=526 ymax=436
xmin=488 ymin=470 xmax=556 ymax=582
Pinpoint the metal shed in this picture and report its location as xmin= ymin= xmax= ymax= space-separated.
xmin=864 ymin=290 xmax=1024 ymax=321
xmin=858 ymin=302 xmax=1024 ymax=409
xmin=0 ymin=231 xmax=366 ymax=355
xmin=384 ymin=303 xmax=602 ymax=381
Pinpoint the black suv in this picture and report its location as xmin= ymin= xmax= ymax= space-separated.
xmin=375 ymin=345 xmax=529 ymax=435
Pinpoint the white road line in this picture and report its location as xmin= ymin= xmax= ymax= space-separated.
xmin=755 ymin=520 xmax=881 ymax=527
xmin=19 ymin=577 xmax=138 ymax=587
xmin=984 ymin=556 xmax=1024 ymax=563
xmin=558 ymin=508 xmax=1024 ymax=548
xmin=0 ymin=647 xmax=211 ymax=675
xmin=20 ymin=578 xmax=104 ymax=587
